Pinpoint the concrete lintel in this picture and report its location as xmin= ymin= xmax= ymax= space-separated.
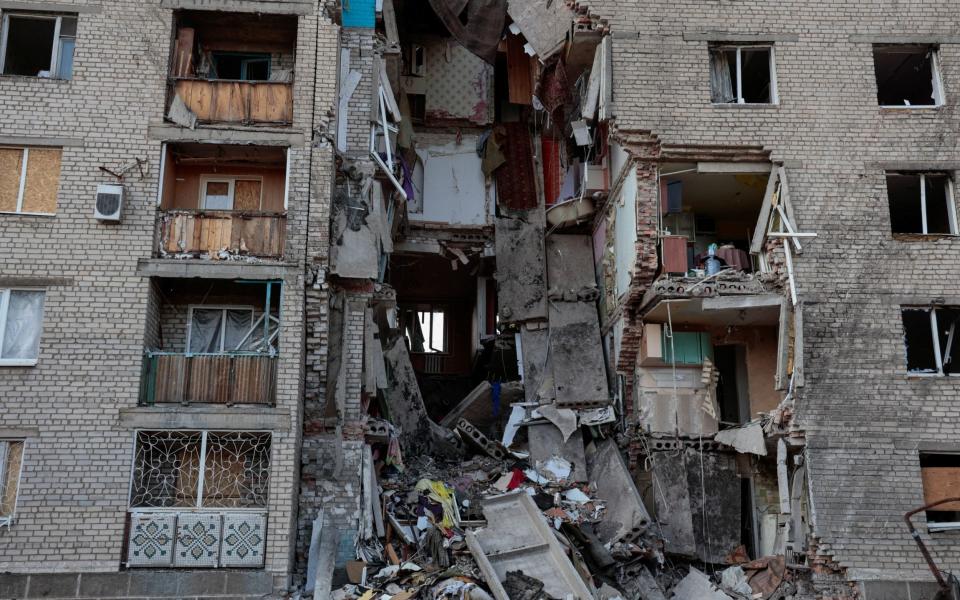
xmin=159 ymin=0 xmax=314 ymax=15
xmin=889 ymin=295 xmax=960 ymax=306
xmin=119 ymin=406 xmax=292 ymax=431
xmin=683 ymin=31 xmax=799 ymax=43
xmin=849 ymin=34 xmax=960 ymax=44
xmin=0 ymin=276 xmax=74 ymax=287
xmin=0 ymin=427 xmax=40 ymax=438
xmin=137 ymin=258 xmax=298 ymax=280
xmin=0 ymin=1 xmax=101 ymax=13
xmin=916 ymin=440 xmax=960 ymax=453
xmin=869 ymin=161 xmax=960 ymax=172
xmin=394 ymin=239 xmax=443 ymax=254
xmin=696 ymin=161 xmax=771 ymax=174
xmin=702 ymin=294 xmax=783 ymax=311
xmin=0 ymin=135 xmax=84 ymax=147
xmin=147 ymin=123 xmax=305 ymax=147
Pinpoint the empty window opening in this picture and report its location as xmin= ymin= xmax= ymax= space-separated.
xmin=874 ymin=45 xmax=943 ymax=107
xmin=0 ymin=289 xmax=45 ymax=366
xmin=902 ymin=306 xmax=960 ymax=375
xmin=0 ymin=13 xmax=77 ymax=79
xmin=403 ymin=307 xmax=448 ymax=354
xmin=920 ymin=453 xmax=960 ymax=530
xmin=211 ymin=52 xmax=270 ymax=81
xmin=0 ymin=147 xmax=63 ymax=215
xmin=710 ymin=45 xmax=776 ymax=104
xmin=887 ymin=172 xmax=956 ymax=235
xmin=0 ymin=440 xmax=25 ymax=526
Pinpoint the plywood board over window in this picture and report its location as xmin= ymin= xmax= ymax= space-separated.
xmin=0 ymin=147 xmax=62 ymax=215
xmin=233 ymin=179 xmax=263 ymax=211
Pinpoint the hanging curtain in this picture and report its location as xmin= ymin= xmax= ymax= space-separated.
xmin=1 ymin=291 xmax=44 ymax=360
xmin=189 ymin=309 xmax=223 ymax=353
xmin=710 ymin=50 xmax=735 ymax=103
xmin=223 ymin=309 xmax=253 ymax=352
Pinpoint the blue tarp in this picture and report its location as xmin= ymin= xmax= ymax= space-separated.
xmin=342 ymin=0 xmax=376 ymax=28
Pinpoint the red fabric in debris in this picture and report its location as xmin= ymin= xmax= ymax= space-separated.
xmin=506 ymin=468 xmax=525 ymax=490
xmin=495 ymin=122 xmax=538 ymax=211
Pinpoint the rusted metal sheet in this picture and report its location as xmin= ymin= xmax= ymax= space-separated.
xmin=173 ymin=79 xmax=293 ymax=124
xmin=159 ymin=211 xmax=286 ymax=258
xmin=147 ymin=354 xmax=276 ymax=405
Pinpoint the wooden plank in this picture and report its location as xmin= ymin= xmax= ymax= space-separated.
xmin=172 ymin=28 xmax=195 ymax=78
xmin=922 ymin=467 xmax=960 ymax=511
xmin=506 ymin=34 xmax=533 ymax=105
xmin=213 ymin=82 xmax=247 ymax=122
xmin=0 ymin=148 xmax=23 ymax=212
xmin=750 ymin=168 xmax=780 ymax=254
xmin=234 ymin=180 xmax=262 ymax=211
xmin=249 ymin=83 xmax=293 ymax=123
xmin=21 ymin=148 xmax=61 ymax=214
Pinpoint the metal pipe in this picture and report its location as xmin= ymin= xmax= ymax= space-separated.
xmin=904 ymin=496 xmax=960 ymax=593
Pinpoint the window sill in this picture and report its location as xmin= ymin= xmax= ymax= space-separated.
xmin=711 ymin=102 xmax=780 ymax=109
xmin=0 ymin=211 xmax=56 ymax=218
xmin=892 ymin=233 xmax=959 ymax=241
xmin=0 ymin=359 xmax=37 ymax=367
xmin=928 ymin=522 xmax=960 ymax=532
xmin=880 ymin=105 xmax=943 ymax=112
xmin=906 ymin=372 xmax=960 ymax=379
xmin=0 ymin=74 xmax=71 ymax=83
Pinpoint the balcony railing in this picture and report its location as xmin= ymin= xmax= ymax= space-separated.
xmin=171 ymin=79 xmax=293 ymax=125
xmin=127 ymin=510 xmax=268 ymax=568
xmin=140 ymin=352 xmax=277 ymax=406
xmin=158 ymin=210 xmax=286 ymax=259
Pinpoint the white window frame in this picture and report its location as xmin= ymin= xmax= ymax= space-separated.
xmin=0 ymin=440 xmax=26 ymax=527
xmin=185 ymin=304 xmax=255 ymax=355
xmin=198 ymin=175 xmax=263 ymax=211
xmin=406 ymin=307 xmax=448 ymax=355
xmin=711 ymin=44 xmax=779 ymax=105
xmin=904 ymin=306 xmax=960 ymax=377
xmin=0 ymin=146 xmax=60 ymax=216
xmin=876 ymin=46 xmax=945 ymax=109
xmin=0 ymin=13 xmax=75 ymax=79
xmin=127 ymin=430 xmax=271 ymax=512
xmin=889 ymin=172 xmax=958 ymax=235
xmin=0 ymin=288 xmax=45 ymax=366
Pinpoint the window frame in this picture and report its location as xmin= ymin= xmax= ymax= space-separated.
xmin=198 ymin=175 xmax=264 ymax=211
xmin=888 ymin=172 xmax=958 ymax=236
xmin=874 ymin=45 xmax=945 ymax=109
xmin=0 ymin=146 xmax=61 ymax=216
xmin=0 ymin=439 xmax=26 ymax=527
xmin=918 ymin=452 xmax=960 ymax=532
xmin=903 ymin=306 xmax=960 ymax=377
xmin=710 ymin=43 xmax=779 ymax=106
xmin=0 ymin=12 xmax=76 ymax=80
xmin=210 ymin=51 xmax=272 ymax=81
xmin=0 ymin=288 xmax=46 ymax=367
xmin=185 ymin=304 xmax=256 ymax=355
xmin=404 ymin=305 xmax=449 ymax=355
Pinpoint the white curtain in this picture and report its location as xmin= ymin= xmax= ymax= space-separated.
xmin=710 ymin=50 xmax=736 ymax=103
xmin=2 ymin=291 xmax=44 ymax=360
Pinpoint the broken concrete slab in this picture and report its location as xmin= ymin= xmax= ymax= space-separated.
xmin=519 ymin=326 xmax=552 ymax=403
xmin=506 ymin=0 xmax=573 ymax=59
xmin=528 ymin=423 xmax=587 ymax=483
xmin=537 ymin=403 xmax=577 ymax=441
xmin=548 ymin=301 xmax=609 ymax=406
xmin=439 ymin=381 xmax=492 ymax=428
xmin=546 ymin=234 xmax=597 ymax=294
xmin=651 ymin=451 xmax=697 ymax=558
xmin=670 ymin=567 xmax=733 ymax=600
xmin=456 ymin=418 xmax=508 ymax=461
xmin=587 ymin=439 xmax=652 ymax=545
xmin=620 ymin=563 xmax=667 ymax=600
xmin=465 ymin=492 xmax=593 ymax=600
xmin=495 ymin=217 xmax=547 ymax=323
xmin=715 ymin=421 xmax=767 ymax=456
xmin=330 ymin=185 xmax=380 ymax=280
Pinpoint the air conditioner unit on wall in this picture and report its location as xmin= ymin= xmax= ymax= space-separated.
xmin=94 ymin=184 xmax=124 ymax=222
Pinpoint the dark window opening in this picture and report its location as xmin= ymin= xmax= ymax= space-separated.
xmin=874 ymin=45 xmax=941 ymax=107
xmin=211 ymin=52 xmax=270 ymax=81
xmin=920 ymin=453 xmax=960 ymax=527
xmin=887 ymin=172 xmax=955 ymax=235
xmin=902 ymin=307 xmax=960 ymax=375
xmin=407 ymin=93 xmax=426 ymax=123
xmin=2 ymin=16 xmax=55 ymax=76
xmin=709 ymin=45 xmax=774 ymax=104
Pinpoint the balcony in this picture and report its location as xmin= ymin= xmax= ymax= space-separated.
xmin=140 ymin=352 xmax=277 ymax=406
xmin=166 ymin=11 xmax=297 ymax=127
xmin=142 ymin=279 xmax=281 ymax=406
xmin=157 ymin=143 xmax=287 ymax=261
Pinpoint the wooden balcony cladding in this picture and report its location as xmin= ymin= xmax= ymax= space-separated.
xmin=141 ymin=353 xmax=277 ymax=406
xmin=172 ymin=79 xmax=293 ymax=125
xmin=159 ymin=210 xmax=286 ymax=259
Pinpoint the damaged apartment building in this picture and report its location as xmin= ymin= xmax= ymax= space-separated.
xmin=4 ymin=0 xmax=960 ymax=600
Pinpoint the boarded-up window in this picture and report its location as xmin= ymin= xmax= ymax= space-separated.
xmin=233 ymin=179 xmax=263 ymax=211
xmin=920 ymin=453 xmax=960 ymax=529
xmin=0 ymin=147 xmax=62 ymax=214
xmin=0 ymin=440 xmax=25 ymax=522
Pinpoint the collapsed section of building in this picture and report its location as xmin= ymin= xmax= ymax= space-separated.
xmin=303 ymin=2 xmax=820 ymax=599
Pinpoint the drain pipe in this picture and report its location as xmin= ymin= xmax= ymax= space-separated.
xmin=905 ymin=497 xmax=960 ymax=597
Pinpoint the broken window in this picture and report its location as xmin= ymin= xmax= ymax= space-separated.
xmin=0 ymin=13 xmax=77 ymax=79
xmin=211 ymin=52 xmax=271 ymax=81
xmin=887 ymin=172 xmax=956 ymax=235
xmin=403 ymin=307 xmax=447 ymax=354
xmin=873 ymin=45 xmax=943 ymax=107
xmin=902 ymin=306 xmax=960 ymax=375
xmin=920 ymin=453 xmax=960 ymax=530
xmin=0 ymin=440 xmax=25 ymax=526
xmin=0 ymin=147 xmax=63 ymax=214
xmin=709 ymin=44 xmax=776 ymax=104
xmin=187 ymin=306 xmax=255 ymax=354
xmin=0 ymin=289 xmax=45 ymax=366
